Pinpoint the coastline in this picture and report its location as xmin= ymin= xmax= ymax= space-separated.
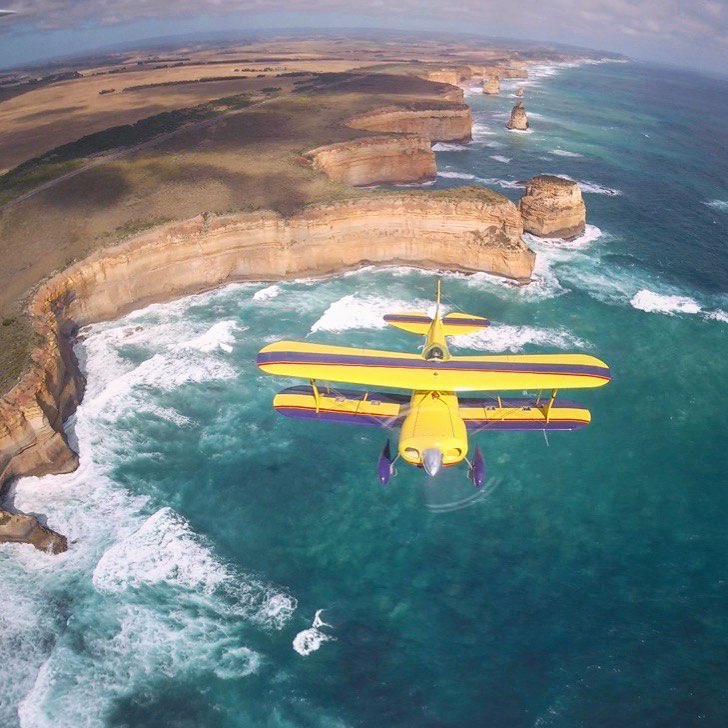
xmin=0 ymin=190 xmax=536 ymax=548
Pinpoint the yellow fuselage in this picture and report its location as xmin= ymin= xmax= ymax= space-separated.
xmin=399 ymin=390 xmax=468 ymax=468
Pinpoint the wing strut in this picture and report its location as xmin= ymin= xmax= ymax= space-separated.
xmin=310 ymin=378 xmax=321 ymax=413
xmin=545 ymin=389 xmax=558 ymax=423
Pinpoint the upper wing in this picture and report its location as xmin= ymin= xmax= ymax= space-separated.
xmin=273 ymin=385 xmax=407 ymax=427
xmin=257 ymin=341 xmax=611 ymax=391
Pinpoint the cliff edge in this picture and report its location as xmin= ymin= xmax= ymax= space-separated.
xmin=0 ymin=189 xmax=535 ymax=550
xmin=304 ymin=135 xmax=436 ymax=186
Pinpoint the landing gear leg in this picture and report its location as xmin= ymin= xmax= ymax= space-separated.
xmin=466 ymin=445 xmax=486 ymax=488
xmin=377 ymin=439 xmax=398 ymax=485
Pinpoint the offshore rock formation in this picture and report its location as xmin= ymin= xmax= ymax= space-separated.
xmin=304 ymin=135 xmax=436 ymax=186
xmin=519 ymin=175 xmax=586 ymax=238
xmin=0 ymin=511 xmax=68 ymax=553
xmin=346 ymin=103 xmax=473 ymax=143
xmin=0 ymin=191 xmax=535 ymax=549
xmin=506 ymin=100 xmax=529 ymax=130
xmin=515 ymin=86 xmax=525 ymax=98
xmin=483 ymin=76 xmax=500 ymax=95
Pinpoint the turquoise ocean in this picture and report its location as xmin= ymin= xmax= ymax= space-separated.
xmin=2 ymin=60 xmax=727 ymax=727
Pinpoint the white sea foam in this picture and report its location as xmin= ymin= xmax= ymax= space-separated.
xmin=550 ymin=149 xmax=584 ymax=158
xmin=253 ymin=284 xmax=281 ymax=300
xmin=577 ymin=180 xmax=621 ymax=196
xmin=525 ymin=224 xmax=604 ymax=250
xmin=437 ymin=170 xmax=476 ymax=180
xmin=472 ymin=122 xmax=497 ymax=138
xmin=432 ymin=142 xmax=469 ymax=152
xmin=705 ymin=309 xmax=728 ymax=324
xmin=451 ymin=324 xmax=587 ymax=353
xmin=507 ymin=127 xmax=533 ymax=134
xmin=490 ymin=155 xmax=512 ymax=163
xmin=310 ymin=294 xmax=435 ymax=333
xmin=178 ymin=319 xmax=238 ymax=353
xmin=438 ymin=170 xmax=524 ymax=190
xmin=704 ymin=199 xmax=728 ymax=212
xmin=6 ymin=288 xmax=298 ymax=725
xmin=293 ymin=610 xmax=336 ymax=656
xmin=630 ymin=290 xmax=702 ymax=315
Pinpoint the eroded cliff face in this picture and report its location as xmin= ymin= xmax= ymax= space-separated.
xmin=304 ymin=135 xmax=436 ymax=186
xmin=0 ymin=191 xmax=536 ymax=550
xmin=483 ymin=76 xmax=500 ymax=95
xmin=519 ymin=175 xmax=586 ymax=239
xmin=346 ymin=104 xmax=473 ymax=143
xmin=421 ymin=66 xmax=472 ymax=86
xmin=481 ymin=65 xmax=529 ymax=79
xmin=507 ymin=100 xmax=529 ymax=130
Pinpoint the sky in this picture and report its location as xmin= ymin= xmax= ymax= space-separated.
xmin=0 ymin=1 xmax=726 ymax=74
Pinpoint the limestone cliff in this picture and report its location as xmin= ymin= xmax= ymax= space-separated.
xmin=481 ymin=65 xmax=529 ymax=80
xmin=483 ymin=76 xmax=500 ymax=95
xmin=346 ymin=103 xmax=472 ymax=143
xmin=0 ymin=190 xmax=535 ymax=550
xmin=507 ymin=100 xmax=529 ymax=130
xmin=304 ymin=135 xmax=436 ymax=186
xmin=421 ymin=66 xmax=472 ymax=86
xmin=519 ymin=175 xmax=586 ymax=239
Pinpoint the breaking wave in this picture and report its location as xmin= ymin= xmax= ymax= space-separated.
xmin=4 ymin=287 xmax=298 ymax=727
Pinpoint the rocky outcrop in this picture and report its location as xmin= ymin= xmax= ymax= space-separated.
xmin=0 ymin=190 xmax=536 ymax=550
xmin=483 ymin=76 xmax=500 ymax=95
xmin=519 ymin=175 xmax=586 ymax=239
xmin=515 ymin=86 xmax=524 ymax=98
xmin=506 ymin=100 xmax=529 ymax=130
xmin=0 ymin=511 xmax=68 ymax=553
xmin=481 ymin=65 xmax=529 ymax=80
xmin=304 ymin=135 xmax=436 ymax=186
xmin=346 ymin=103 xmax=472 ymax=143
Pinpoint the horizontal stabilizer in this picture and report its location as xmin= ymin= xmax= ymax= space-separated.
xmin=273 ymin=385 xmax=407 ymax=427
xmin=384 ymin=312 xmax=432 ymax=335
xmin=442 ymin=312 xmax=490 ymax=336
xmin=384 ymin=311 xmax=490 ymax=336
xmin=459 ymin=396 xmax=590 ymax=432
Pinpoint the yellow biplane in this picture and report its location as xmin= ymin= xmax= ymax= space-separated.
xmin=257 ymin=281 xmax=610 ymax=486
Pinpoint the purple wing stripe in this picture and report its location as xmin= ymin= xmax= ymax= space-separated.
xmin=258 ymin=351 xmax=610 ymax=380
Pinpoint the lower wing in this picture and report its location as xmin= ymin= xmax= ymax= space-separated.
xmin=273 ymin=385 xmax=407 ymax=427
xmin=459 ymin=395 xmax=591 ymax=431
xmin=258 ymin=341 xmax=610 ymax=391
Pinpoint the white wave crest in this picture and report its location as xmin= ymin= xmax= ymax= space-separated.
xmin=437 ymin=170 xmax=476 ymax=180
xmin=490 ymin=155 xmax=512 ymax=163
xmin=630 ymin=290 xmax=701 ymax=315
xmin=525 ymin=224 xmax=603 ymax=249
xmin=704 ymin=199 xmax=728 ymax=212
xmin=178 ymin=320 xmax=237 ymax=353
xmin=432 ymin=142 xmax=469 ymax=152
xmin=253 ymin=284 xmax=281 ymax=300
xmin=705 ymin=309 xmax=728 ymax=324
xmin=293 ymin=610 xmax=336 ymax=656
xmin=310 ymin=294 xmax=435 ymax=333
xmin=451 ymin=324 xmax=587 ymax=353
xmin=577 ymin=180 xmax=621 ymax=196
xmin=550 ymin=149 xmax=584 ymax=158
xmin=507 ymin=127 xmax=533 ymax=134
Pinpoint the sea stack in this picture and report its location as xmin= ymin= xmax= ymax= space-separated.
xmin=506 ymin=100 xmax=529 ymax=130
xmin=483 ymin=76 xmax=500 ymax=95
xmin=519 ymin=175 xmax=586 ymax=239
xmin=515 ymin=86 xmax=524 ymax=98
